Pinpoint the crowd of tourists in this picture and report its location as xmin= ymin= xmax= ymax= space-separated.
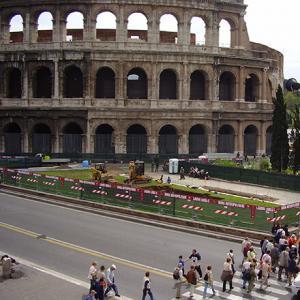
xmin=86 ymin=224 xmax=300 ymax=300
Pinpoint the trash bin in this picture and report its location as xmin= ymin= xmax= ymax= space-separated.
xmin=169 ymin=158 xmax=179 ymax=174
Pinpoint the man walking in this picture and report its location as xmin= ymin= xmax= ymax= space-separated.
xmin=142 ymin=271 xmax=154 ymax=300
xmin=104 ymin=264 xmax=120 ymax=297
xmin=186 ymin=266 xmax=197 ymax=298
xmin=187 ymin=249 xmax=202 ymax=279
xmin=203 ymin=265 xmax=216 ymax=299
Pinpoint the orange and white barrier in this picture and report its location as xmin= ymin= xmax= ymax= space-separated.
xmin=214 ymin=210 xmax=238 ymax=217
xmin=27 ymin=178 xmax=38 ymax=183
xmin=267 ymin=215 xmax=286 ymax=222
xmin=153 ymin=199 xmax=172 ymax=206
xmin=92 ymin=189 xmax=107 ymax=195
xmin=11 ymin=175 xmax=22 ymax=181
xmin=115 ymin=193 xmax=132 ymax=200
xmin=296 ymin=211 xmax=300 ymax=216
xmin=71 ymin=186 xmax=84 ymax=191
xmin=43 ymin=181 xmax=55 ymax=186
xmin=182 ymin=204 xmax=203 ymax=211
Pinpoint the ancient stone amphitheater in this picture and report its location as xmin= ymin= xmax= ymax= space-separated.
xmin=0 ymin=0 xmax=283 ymax=158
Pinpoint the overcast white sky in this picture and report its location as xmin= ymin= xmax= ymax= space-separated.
xmin=244 ymin=0 xmax=300 ymax=81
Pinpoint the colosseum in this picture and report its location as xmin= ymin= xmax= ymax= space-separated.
xmin=0 ymin=0 xmax=283 ymax=159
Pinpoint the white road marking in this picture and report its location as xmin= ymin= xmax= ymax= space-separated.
xmin=235 ymin=271 xmax=280 ymax=286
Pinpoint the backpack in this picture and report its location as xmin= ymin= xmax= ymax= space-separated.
xmin=173 ymin=269 xmax=180 ymax=280
xmin=203 ymin=272 xmax=209 ymax=281
xmin=244 ymin=269 xmax=251 ymax=281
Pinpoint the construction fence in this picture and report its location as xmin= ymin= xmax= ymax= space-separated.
xmin=1 ymin=168 xmax=299 ymax=233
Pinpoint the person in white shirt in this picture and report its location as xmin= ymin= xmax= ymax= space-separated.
xmin=104 ymin=264 xmax=120 ymax=297
xmin=142 ymin=271 xmax=154 ymax=300
xmin=88 ymin=261 xmax=97 ymax=293
xmin=173 ymin=266 xmax=185 ymax=299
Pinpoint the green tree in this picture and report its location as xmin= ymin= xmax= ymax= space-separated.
xmin=270 ymin=85 xmax=289 ymax=172
xmin=290 ymin=106 xmax=300 ymax=174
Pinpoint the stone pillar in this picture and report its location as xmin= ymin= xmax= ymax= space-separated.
xmin=237 ymin=121 xmax=244 ymax=154
xmin=116 ymin=6 xmax=125 ymax=47
xmin=53 ymin=122 xmax=59 ymax=153
xmin=54 ymin=59 xmax=59 ymax=99
xmin=178 ymin=12 xmax=189 ymax=46
xmin=116 ymin=61 xmax=124 ymax=106
xmin=23 ymin=128 xmax=29 ymax=153
xmin=206 ymin=14 xmax=219 ymax=47
xmin=23 ymin=12 xmax=30 ymax=43
xmin=53 ymin=9 xmax=61 ymax=42
xmin=1 ymin=17 xmax=10 ymax=43
xmin=148 ymin=134 xmax=158 ymax=154
xmin=85 ymin=119 xmax=91 ymax=153
xmin=239 ymin=66 xmax=245 ymax=101
xmin=148 ymin=12 xmax=159 ymax=46
xmin=258 ymin=121 xmax=265 ymax=155
xmin=115 ymin=131 xmax=126 ymax=154
xmin=261 ymin=68 xmax=268 ymax=102
xmin=30 ymin=19 xmax=38 ymax=43
xmin=182 ymin=62 xmax=189 ymax=101
xmin=179 ymin=134 xmax=188 ymax=154
xmin=22 ymin=66 xmax=29 ymax=101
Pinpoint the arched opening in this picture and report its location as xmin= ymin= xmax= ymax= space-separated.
xmin=189 ymin=125 xmax=207 ymax=154
xmin=159 ymin=125 xmax=178 ymax=155
xmin=66 ymin=11 xmax=84 ymax=41
xmin=127 ymin=68 xmax=148 ymax=99
xmin=245 ymin=74 xmax=259 ymax=102
xmin=32 ymin=123 xmax=51 ymax=154
xmin=9 ymin=14 xmax=24 ymax=43
xmin=219 ymin=71 xmax=235 ymax=101
xmin=37 ymin=11 xmax=53 ymax=42
xmin=267 ymin=79 xmax=273 ymax=102
xmin=4 ymin=123 xmax=22 ymax=154
xmin=6 ymin=68 xmax=22 ymax=98
xmin=96 ymin=11 xmax=116 ymax=41
xmin=95 ymin=67 xmax=115 ymax=98
xmin=190 ymin=70 xmax=206 ymax=100
xmin=126 ymin=124 xmax=147 ymax=154
xmin=159 ymin=69 xmax=177 ymax=99
xmin=266 ymin=126 xmax=272 ymax=155
xmin=127 ymin=12 xmax=148 ymax=41
xmin=95 ymin=124 xmax=114 ymax=154
xmin=219 ymin=19 xmax=231 ymax=48
xmin=33 ymin=67 xmax=52 ymax=98
xmin=63 ymin=66 xmax=83 ymax=98
xmin=159 ymin=14 xmax=178 ymax=44
xmin=190 ymin=17 xmax=206 ymax=46
xmin=244 ymin=125 xmax=258 ymax=156
xmin=62 ymin=122 xmax=83 ymax=154
xmin=218 ymin=125 xmax=235 ymax=153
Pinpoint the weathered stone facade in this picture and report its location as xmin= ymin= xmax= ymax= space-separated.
xmin=0 ymin=0 xmax=283 ymax=156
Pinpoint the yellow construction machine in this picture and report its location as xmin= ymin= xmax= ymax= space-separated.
xmin=126 ymin=160 xmax=151 ymax=184
xmin=92 ymin=163 xmax=108 ymax=182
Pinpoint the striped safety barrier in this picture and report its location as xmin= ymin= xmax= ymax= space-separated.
xmin=152 ymin=200 xmax=172 ymax=206
xmin=115 ymin=193 xmax=132 ymax=200
xmin=11 ymin=176 xmax=22 ymax=181
xmin=297 ymin=211 xmax=300 ymax=216
xmin=43 ymin=181 xmax=56 ymax=186
xmin=71 ymin=186 xmax=85 ymax=191
xmin=27 ymin=178 xmax=38 ymax=183
xmin=92 ymin=189 xmax=108 ymax=195
xmin=182 ymin=204 xmax=204 ymax=211
xmin=267 ymin=215 xmax=286 ymax=222
xmin=214 ymin=210 xmax=238 ymax=217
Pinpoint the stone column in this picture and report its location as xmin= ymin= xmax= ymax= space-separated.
xmin=85 ymin=119 xmax=91 ymax=153
xmin=116 ymin=6 xmax=125 ymax=48
xmin=53 ymin=9 xmax=61 ymax=42
xmin=23 ymin=125 xmax=29 ymax=153
xmin=53 ymin=121 xmax=59 ymax=153
xmin=22 ymin=66 xmax=29 ymax=101
xmin=116 ymin=61 xmax=124 ymax=107
xmin=1 ymin=17 xmax=10 ymax=43
xmin=115 ymin=131 xmax=126 ymax=154
xmin=258 ymin=121 xmax=265 ymax=155
xmin=261 ymin=68 xmax=268 ymax=102
xmin=148 ymin=134 xmax=158 ymax=154
xmin=179 ymin=134 xmax=188 ymax=154
xmin=237 ymin=121 xmax=244 ymax=154
xmin=148 ymin=11 xmax=159 ymax=46
xmin=23 ymin=12 xmax=30 ymax=44
xmin=206 ymin=14 xmax=219 ymax=48
xmin=239 ymin=66 xmax=245 ymax=101
xmin=54 ymin=59 xmax=59 ymax=99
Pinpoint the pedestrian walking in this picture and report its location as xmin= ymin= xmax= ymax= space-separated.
xmin=227 ymin=249 xmax=235 ymax=273
xmin=260 ymin=259 xmax=271 ymax=290
xmin=241 ymin=237 xmax=251 ymax=263
xmin=86 ymin=290 xmax=97 ymax=300
xmin=221 ymin=257 xmax=234 ymax=292
xmin=241 ymin=259 xmax=251 ymax=289
xmin=104 ymin=264 xmax=120 ymax=297
xmin=179 ymin=167 xmax=185 ymax=180
xmin=173 ymin=266 xmax=184 ymax=299
xmin=95 ymin=265 xmax=106 ymax=300
xmin=186 ymin=266 xmax=197 ymax=298
xmin=178 ymin=255 xmax=185 ymax=276
xmin=278 ymin=247 xmax=289 ymax=281
xmin=187 ymin=249 xmax=202 ymax=279
xmin=142 ymin=271 xmax=154 ymax=300
xmin=288 ymin=256 xmax=299 ymax=286
xmin=247 ymin=264 xmax=257 ymax=293
xmin=247 ymin=246 xmax=256 ymax=261
xmin=203 ymin=266 xmax=216 ymax=299
xmin=88 ymin=261 xmax=98 ymax=293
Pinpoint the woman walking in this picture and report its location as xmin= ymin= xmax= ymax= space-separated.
xmin=221 ymin=258 xmax=234 ymax=292
xmin=203 ymin=265 xmax=216 ymax=298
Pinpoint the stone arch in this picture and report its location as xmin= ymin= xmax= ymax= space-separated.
xmin=33 ymin=66 xmax=52 ymax=98
xmin=159 ymin=124 xmax=178 ymax=155
xmin=159 ymin=14 xmax=178 ymax=44
xmin=37 ymin=11 xmax=53 ymax=42
xmin=159 ymin=69 xmax=177 ymax=99
xmin=126 ymin=124 xmax=147 ymax=154
xmin=5 ymin=67 xmax=22 ymax=98
xmin=63 ymin=65 xmax=83 ymax=98
xmin=95 ymin=67 xmax=115 ymax=98
xmin=190 ymin=70 xmax=207 ymax=100
xmin=189 ymin=124 xmax=207 ymax=154
xmin=95 ymin=124 xmax=114 ymax=154
xmin=96 ymin=11 xmax=117 ymax=41
xmin=219 ymin=71 xmax=236 ymax=101
xmin=219 ymin=19 xmax=231 ymax=48
xmin=218 ymin=125 xmax=235 ymax=153
xmin=62 ymin=122 xmax=83 ymax=154
xmin=3 ymin=122 xmax=22 ymax=154
xmin=245 ymin=73 xmax=260 ymax=102
xmin=190 ymin=16 xmax=206 ymax=46
xmin=9 ymin=14 xmax=24 ymax=43
xmin=127 ymin=12 xmax=148 ymax=41
xmin=244 ymin=125 xmax=258 ymax=156
xmin=32 ymin=123 xmax=52 ymax=154
xmin=266 ymin=126 xmax=272 ymax=155
xmin=127 ymin=68 xmax=148 ymax=99
xmin=66 ymin=11 xmax=84 ymax=41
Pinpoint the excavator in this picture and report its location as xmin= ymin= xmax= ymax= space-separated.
xmin=91 ymin=163 xmax=109 ymax=182
xmin=126 ymin=160 xmax=151 ymax=184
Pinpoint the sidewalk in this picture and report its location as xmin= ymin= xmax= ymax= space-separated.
xmin=147 ymin=169 xmax=300 ymax=205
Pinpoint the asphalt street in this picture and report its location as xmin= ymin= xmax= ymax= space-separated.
xmin=0 ymin=192 xmax=296 ymax=299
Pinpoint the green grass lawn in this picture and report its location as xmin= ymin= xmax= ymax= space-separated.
xmin=38 ymin=169 xmax=93 ymax=180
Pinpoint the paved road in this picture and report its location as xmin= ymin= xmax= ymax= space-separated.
xmin=0 ymin=192 xmax=296 ymax=299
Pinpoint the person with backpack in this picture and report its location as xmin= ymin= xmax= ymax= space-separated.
xmin=260 ymin=259 xmax=271 ymax=290
xmin=187 ymin=249 xmax=202 ymax=279
xmin=186 ymin=266 xmax=197 ymax=298
xmin=288 ymin=256 xmax=299 ymax=286
xmin=173 ymin=266 xmax=184 ymax=299
xmin=142 ymin=271 xmax=154 ymax=300
xmin=203 ymin=266 xmax=216 ymax=299
xmin=88 ymin=261 xmax=98 ymax=293
xmin=221 ymin=257 xmax=234 ymax=292
xmin=278 ymin=246 xmax=289 ymax=281
xmin=241 ymin=259 xmax=251 ymax=289
xmin=247 ymin=263 xmax=257 ymax=293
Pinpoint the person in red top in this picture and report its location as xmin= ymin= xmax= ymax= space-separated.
xmin=288 ymin=234 xmax=297 ymax=247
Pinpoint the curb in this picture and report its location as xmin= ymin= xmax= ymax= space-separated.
xmin=0 ymin=184 xmax=267 ymax=245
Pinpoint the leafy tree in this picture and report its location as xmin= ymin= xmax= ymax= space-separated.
xmin=270 ymin=85 xmax=289 ymax=172
xmin=289 ymin=106 xmax=300 ymax=174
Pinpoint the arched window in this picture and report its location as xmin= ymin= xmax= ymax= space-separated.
xmin=160 ymin=14 xmax=178 ymax=44
xmin=218 ymin=125 xmax=235 ymax=153
xmin=266 ymin=126 xmax=272 ymax=155
xmin=63 ymin=66 xmax=83 ymax=98
xmin=96 ymin=11 xmax=116 ymax=41
xmin=37 ymin=11 xmax=53 ymax=42
xmin=6 ymin=68 xmax=22 ymax=98
xmin=127 ymin=13 xmax=148 ymax=41
xmin=219 ymin=72 xmax=235 ymax=101
xmin=32 ymin=123 xmax=51 ymax=154
xmin=159 ymin=69 xmax=177 ymax=99
xmin=62 ymin=122 xmax=83 ymax=154
xmin=127 ymin=68 xmax=147 ymax=99
xmin=244 ymin=125 xmax=258 ymax=156
xmin=189 ymin=125 xmax=207 ymax=154
xmin=33 ymin=67 xmax=52 ymax=98
xmin=95 ymin=67 xmax=115 ymax=98
xmin=126 ymin=124 xmax=147 ymax=154
xmin=159 ymin=125 xmax=178 ymax=154
xmin=66 ymin=11 xmax=84 ymax=41
xmin=95 ymin=124 xmax=114 ymax=154
xmin=190 ymin=71 xmax=206 ymax=100
xmin=245 ymin=74 xmax=259 ymax=102
xmin=4 ymin=123 xmax=22 ymax=154
xmin=9 ymin=14 xmax=23 ymax=43
xmin=190 ymin=17 xmax=206 ymax=46
xmin=219 ymin=19 xmax=231 ymax=48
